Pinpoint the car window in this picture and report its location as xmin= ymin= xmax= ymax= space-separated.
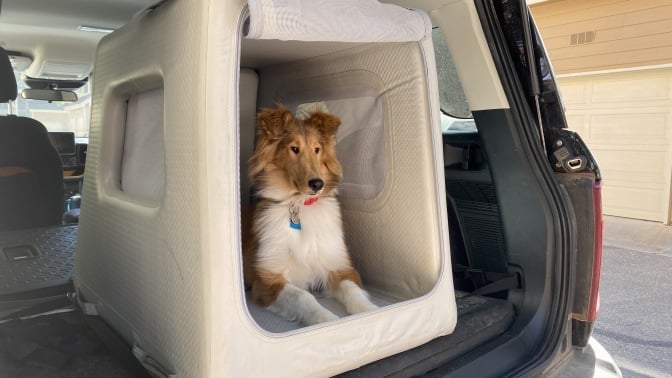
xmin=0 ymin=70 xmax=91 ymax=139
xmin=432 ymin=28 xmax=476 ymax=134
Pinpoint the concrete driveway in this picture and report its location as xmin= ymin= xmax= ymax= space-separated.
xmin=596 ymin=216 xmax=672 ymax=378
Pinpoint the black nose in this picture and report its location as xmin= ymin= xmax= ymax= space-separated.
xmin=308 ymin=178 xmax=324 ymax=192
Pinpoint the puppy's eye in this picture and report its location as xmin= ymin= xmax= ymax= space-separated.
xmin=291 ymin=146 xmax=299 ymax=154
xmin=314 ymin=147 xmax=320 ymax=154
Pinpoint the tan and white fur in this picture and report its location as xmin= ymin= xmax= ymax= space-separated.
xmin=243 ymin=107 xmax=377 ymax=326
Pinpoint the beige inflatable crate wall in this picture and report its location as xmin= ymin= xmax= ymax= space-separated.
xmin=74 ymin=0 xmax=457 ymax=376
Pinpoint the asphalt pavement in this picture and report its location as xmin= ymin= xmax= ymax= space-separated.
xmin=595 ymin=216 xmax=672 ymax=378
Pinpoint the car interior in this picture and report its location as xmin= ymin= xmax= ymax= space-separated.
xmin=0 ymin=0 xmax=599 ymax=377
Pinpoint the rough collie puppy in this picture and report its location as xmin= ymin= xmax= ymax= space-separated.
xmin=243 ymin=107 xmax=378 ymax=326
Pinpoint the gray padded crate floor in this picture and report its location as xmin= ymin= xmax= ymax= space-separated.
xmin=246 ymin=290 xmax=396 ymax=333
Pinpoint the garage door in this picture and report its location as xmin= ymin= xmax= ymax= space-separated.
xmin=557 ymin=67 xmax=672 ymax=223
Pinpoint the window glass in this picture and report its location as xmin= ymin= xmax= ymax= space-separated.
xmin=432 ymin=28 xmax=477 ymax=134
xmin=0 ymin=71 xmax=91 ymax=139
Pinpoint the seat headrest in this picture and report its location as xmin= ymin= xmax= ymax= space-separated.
xmin=0 ymin=47 xmax=18 ymax=103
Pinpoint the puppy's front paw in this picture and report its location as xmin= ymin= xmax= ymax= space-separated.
xmin=350 ymin=300 xmax=378 ymax=314
xmin=337 ymin=280 xmax=379 ymax=315
xmin=304 ymin=307 xmax=339 ymax=326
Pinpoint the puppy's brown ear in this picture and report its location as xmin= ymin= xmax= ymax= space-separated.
xmin=309 ymin=112 xmax=341 ymax=138
xmin=256 ymin=108 xmax=294 ymax=139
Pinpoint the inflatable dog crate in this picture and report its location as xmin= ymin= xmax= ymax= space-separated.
xmin=74 ymin=0 xmax=457 ymax=376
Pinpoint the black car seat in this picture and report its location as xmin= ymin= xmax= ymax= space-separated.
xmin=0 ymin=47 xmax=64 ymax=231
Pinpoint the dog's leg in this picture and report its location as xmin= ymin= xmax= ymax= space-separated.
xmin=253 ymin=270 xmax=338 ymax=326
xmin=329 ymin=269 xmax=378 ymax=315
xmin=268 ymin=284 xmax=340 ymax=325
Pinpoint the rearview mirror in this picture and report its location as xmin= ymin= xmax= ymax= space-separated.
xmin=21 ymin=88 xmax=78 ymax=102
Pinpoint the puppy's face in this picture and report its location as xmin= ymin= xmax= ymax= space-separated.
xmin=249 ymin=107 xmax=342 ymax=201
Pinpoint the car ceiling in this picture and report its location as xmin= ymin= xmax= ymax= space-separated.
xmin=0 ymin=0 xmax=441 ymax=81
xmin=0 ymin=0 xmax=159 ymax=80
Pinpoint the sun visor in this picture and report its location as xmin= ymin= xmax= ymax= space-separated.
xmin=245 ymin=0 xmax=431 ymax=42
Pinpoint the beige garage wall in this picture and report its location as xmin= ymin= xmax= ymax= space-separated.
xmin=558 ymin=67 xmax=672 ymax=223
xmin=530 ymin=0 xmax=672 ymax=75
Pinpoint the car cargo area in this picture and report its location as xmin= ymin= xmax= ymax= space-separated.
xmin=0 ymin=294 xmax=514 ymax=377
xmin=0 ymin=25 xmax=520 ymax=375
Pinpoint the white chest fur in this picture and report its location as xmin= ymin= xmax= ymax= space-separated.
xmin=254 ymin=197 xmax=351 ymax=289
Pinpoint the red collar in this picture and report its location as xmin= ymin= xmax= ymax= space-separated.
xmin=304 ymin=197 xmax=318 ymax=206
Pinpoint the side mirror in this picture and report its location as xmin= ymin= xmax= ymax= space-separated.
xmin=21 ymin=88 xmax=78 ymax=102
